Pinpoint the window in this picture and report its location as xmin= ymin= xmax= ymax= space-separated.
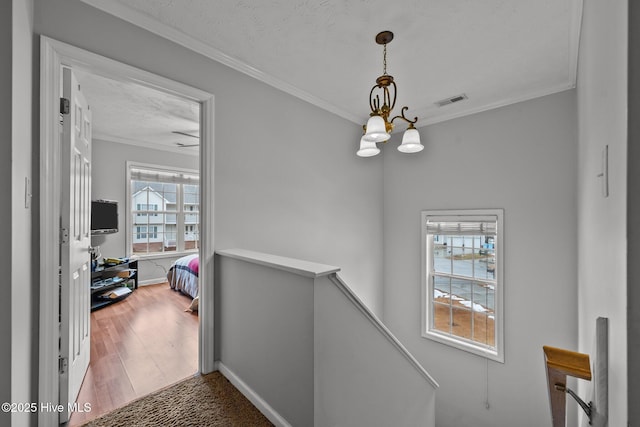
xmin=422 ymin=209 xmax=504 ymax=362
xmin=136 ymin=204 xmax=158 ymax=216
xmin=128 ymin=163 xmax=199 ymax=256
xmin=135 ymin=225 xmax=158 ymax=239
xmin=136 ymin=226 xmax=146 ymax=239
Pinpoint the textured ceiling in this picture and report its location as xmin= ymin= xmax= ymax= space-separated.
xmin=74 ymin=70 xmax=200 ymax=153
xmin=78 ymin=0 xmax=582 ymax=148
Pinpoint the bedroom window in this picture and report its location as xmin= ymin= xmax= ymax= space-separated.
xmin=128 ymin=162 xmax=199 ymax=256
xmin=421 ymin=209 xmax=504 ymax=362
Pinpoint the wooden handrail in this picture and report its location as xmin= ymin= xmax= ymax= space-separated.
xmin=543 ymin=346 xmax=592 ymax=427
xmin=543 ymin=346 xmax=592 ymax=380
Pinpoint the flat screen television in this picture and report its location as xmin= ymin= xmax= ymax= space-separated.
xmin=91 ymin=200 xmax=118 ymax=234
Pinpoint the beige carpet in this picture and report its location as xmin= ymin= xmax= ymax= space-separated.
xmin=82 ymin=371 xmax=273 ymax=427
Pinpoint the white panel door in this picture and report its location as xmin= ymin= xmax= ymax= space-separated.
xmin=59 ymin=67 xmax=92 ymax=424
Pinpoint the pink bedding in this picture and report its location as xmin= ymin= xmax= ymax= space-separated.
xmin=167 ymin=254 xmax=199 ymax=299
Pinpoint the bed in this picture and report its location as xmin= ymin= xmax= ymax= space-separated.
xmin=167 ymin=254 xmax=199 ymax=310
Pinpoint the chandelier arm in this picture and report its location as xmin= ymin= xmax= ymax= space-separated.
xmin=382 ymin=86 xmax=391 ymax=116
xmin=390 ymin=106 xmax=418 ymax=125
xmin=369 ymin=85 xmax=380 ymax=113
xmin=388 ymin=81 xmax=397 ymax=112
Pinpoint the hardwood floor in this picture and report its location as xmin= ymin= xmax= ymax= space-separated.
xmin=69 ymin=282 xmax=199 ymax=426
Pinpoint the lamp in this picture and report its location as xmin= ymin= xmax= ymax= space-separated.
xmin=358 ymin=31 xmax=423 ymax=157
xmin=398 ymin=124 xmax=423 ymax=153
xmin=356 ymin=135 xmax=381 ymax=157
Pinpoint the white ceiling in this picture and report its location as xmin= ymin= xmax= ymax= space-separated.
xmin=78 ymin=0 xmax=582 ymax=149
xmin=74 ymin=69 xmax=200 ymax=153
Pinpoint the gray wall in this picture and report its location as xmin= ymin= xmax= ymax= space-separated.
xmin=6 ymin=1 xmax=36 ymax=426
xmin=91 ymin=139 xmax=199 ymax=283
xmin=577 ymin=0 xmax=628 ymax=425
xmin=314 ymin=274 xmax=437 ymax=427
xmin=1 ymin=2 xmax=13 ymax=426
xmin=216 ymin=255 xmax=315 ymax=426
xmin=629 ymin=1 xmax=640 ymax=423
xmin=214 ymin=83 xmax=384 ymax=313
xmin=34 ymin=0 xmax=385 ymax=315
xmin=382 ymin=90 xmax=578 ymax=427
xmin=12 ymin=0 xmax=35 ymax=425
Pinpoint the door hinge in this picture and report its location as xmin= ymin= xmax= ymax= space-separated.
xmin=58 ymin=357 xmax=67 ymax=375
xmin=60 ymin=98 xmax=70 ymax=115
xmin=60 ymin=227 xmax=69 ymax=244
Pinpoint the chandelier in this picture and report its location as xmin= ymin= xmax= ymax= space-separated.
xmin=357 ymin=31 xmax=424 ymax=157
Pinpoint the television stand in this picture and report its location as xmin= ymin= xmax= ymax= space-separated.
xmin=90 ymin=258 xmax=138 ymax=311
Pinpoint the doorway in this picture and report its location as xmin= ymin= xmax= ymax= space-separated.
xmin=39 ymin=36 xmax=215 ymax=427
xmin=72 ymin=68 xmax=200 ymax=425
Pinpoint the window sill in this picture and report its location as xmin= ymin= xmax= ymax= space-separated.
xmin=131 ymin=250 xmax=198 ymax=261
xmin=422 ymin=330 xmax=504 ymax=363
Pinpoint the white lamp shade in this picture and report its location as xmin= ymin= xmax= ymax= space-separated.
xmin=397 ymin=127 xmax=424 ymax=153
xmin=356 ymin=136 xmax=380 ymax=157
xmin=363 ymin=115 xmax=391 ymax=142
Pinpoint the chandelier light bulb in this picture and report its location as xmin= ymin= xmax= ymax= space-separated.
xmin=363 ymin=115 xmax=391 ymax=143
xmin=397 ymin=127 xmax=424 ymax=153
xmin=356 ymin=136 xmax=381 ymax=157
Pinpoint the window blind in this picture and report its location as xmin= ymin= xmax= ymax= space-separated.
xmin=425 ymin=216 xmax=497 ymax=236
xmin=130 ymin=167 xmax=198 ymax=185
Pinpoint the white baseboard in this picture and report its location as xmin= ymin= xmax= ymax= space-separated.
xmin=138 ymin=278 xmax=168 ymax=286
xmin=216 ymin=361 xmax=292 ymax=427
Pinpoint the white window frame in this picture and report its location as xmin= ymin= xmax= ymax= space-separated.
xmin=126 ymin=161 xmax=199 ymax=259
xmin=421 ymin=209 xmax=504 ymax=363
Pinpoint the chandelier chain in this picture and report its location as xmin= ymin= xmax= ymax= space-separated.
xmin=383 ymin=43 xmax=387 ymax=75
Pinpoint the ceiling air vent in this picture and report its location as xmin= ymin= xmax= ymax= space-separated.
xmin=435 ymin=93 xmax=468 ymax=108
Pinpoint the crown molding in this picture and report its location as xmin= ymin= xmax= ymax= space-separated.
xmin=414 ymin=81 xmax=576 ymax=128
xmin=81 ymin=0 xmax=582 ymax=130
xmin=81 ymin=0 xmax=362 ymax=124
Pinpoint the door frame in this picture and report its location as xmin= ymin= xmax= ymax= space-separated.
xmin=38 ymin=36 xmax=215 ymax=427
